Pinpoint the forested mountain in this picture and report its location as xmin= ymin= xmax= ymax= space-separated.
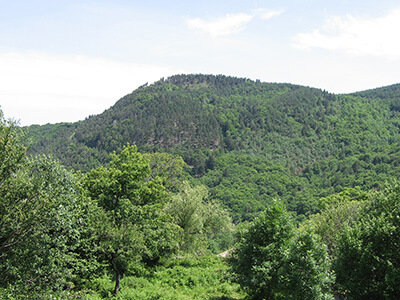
xmin=26 ymin=74 xmax=400 ymax=221
xmin=5 ymin=74 xmax=400 ymax=298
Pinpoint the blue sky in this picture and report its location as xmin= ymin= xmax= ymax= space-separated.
xmin=1 ymin=0 xmax=400 ymax=125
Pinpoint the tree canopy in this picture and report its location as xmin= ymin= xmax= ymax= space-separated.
xmin=26 ymin=74 xmax=400 ymax=222
xmin=80 ymin=144 xmax=181 ymax=294
xmin=5 ymin=74 xmax=400 ymax=298
xmin=334 ymin=182 xmax=400 ymax=299
xmin=229 ymin=201 xmax=333 ymax=299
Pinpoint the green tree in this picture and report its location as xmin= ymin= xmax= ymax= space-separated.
xmin=143 ymin=152 xmax=187 ymax=191
xmin=80 ymin=145 xmax=181 ymax=294
xmin=0 ymin=112 xmax=26 ymax=186
xmin=1 ymin=155 xmax=88 ymax=295
xmin=334 ymin=183 xmax=400 ymax=299
xmin=229 ymin=201 xmax=293 ymax=299
xmin=164 ymin=182 xmax=233 ymax=255
xmin=0 ymin=112 xmax=95 ymax=296
xmin=301 ymin=188 xmax=367 ymax=256
xmin=279 ymin=231 xmax=334 ymax=300
xmin=230 ymin=201 xmax=333 ymax=299
xmin=0 ymin=114 xmax=29 ymax=259
xmin=0 ymin=113 xmax=29 ymax=261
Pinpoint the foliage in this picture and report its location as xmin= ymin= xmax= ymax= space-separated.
xmin=0 ymin=115 xmax=27 ymax=184
xmin=143 ymin=151 xmax=188 ymax=191
xmin=80 ymin=144 xmax=181 ymax=294
xmin=0 ymin=113 xmax=29 ymax=257
xmin=165 ymin=181 xmax=233 ymax=255
xmin=10 ymin=75 xmax=400 ymax=297
xmin=334 ymin=182 xmax=400 ymax=299
xmin=26 ymin=74 xmax=400 ymax=222
xmin=0 ymin=155 xmax=89 ymax=295
xmin=0 ymin=111 xmax=99 ymax=295
xmin=229 ymin=201 xmax=333 ymax=299
xmin=279 ymin=231 xmax=334 ymax=300
xmin=300 ymin=188 xmax=367 ymax=255
xmin=85 ymin=255 xmax=246 ymax=300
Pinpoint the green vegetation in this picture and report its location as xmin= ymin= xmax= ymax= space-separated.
xmin=85 ymin=256 xmax=245 ymax=299
xmin=80 ymin=145 xmax=181 ymax=294
xmin=165 ymin=181 xmax=233 ymax=255
xmin=26 ymin=74 xmax=400 ymax=223
xmin=229 ymin=201 xmax=333 ymax=299
xmin=0 ymin=116 xmax=237 ymax=298
xmin=334 ymin=183 xmax=400 ymax=299
xmin=3 ymin=74 xmax=400 ymax=298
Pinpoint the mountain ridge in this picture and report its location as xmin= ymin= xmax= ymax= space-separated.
xmin=26 ymin=74 xmax=400 ymax=221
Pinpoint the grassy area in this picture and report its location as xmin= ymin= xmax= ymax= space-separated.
xmin=84 ymin=255 xmax=246 ymax=299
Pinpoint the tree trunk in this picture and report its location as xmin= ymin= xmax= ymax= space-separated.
xmin=113 ymin=268 xmax=121 ymax=295
xmin=111 ymin=252 xmax=121 ymax=295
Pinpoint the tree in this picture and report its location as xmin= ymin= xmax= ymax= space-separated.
xmin=334 ymin=183 xmax=400 ymax=299
xmin=301 ymin=188 xmax=367 ymax=256
xmin=229 ymin=201 xmax=293 ymax=298
xmin=1 ymin=155 xmax=88 ymax=295
xmin=143 ymin=152 xmax=187 ymax=191
xmin=164 ymin=181 xmax=233 ymax=255
xmin=0 ymin=112 xmax=26 ymax=187
xmin=229 ymin=201 xmax=333 ymax=299
xmin=0 ymin=114 xmax=29 ymax=259
xmin=279 ymin=231 xmax=334 ymax=300
xmin=80 ymin=144 xmax=181 ymax=294
xmin=0 ymin=111 xmax=95 ymax=296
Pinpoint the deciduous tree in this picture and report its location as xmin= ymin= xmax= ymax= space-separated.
xmin=80 ymin=144 xmax=181 ymax=294
xmin=334 ymin=183 xmax=400 ymax=299
xmin=230 ymin=201 xmax=333 ymax=299
xmin=165 ymin=182 xmax=232 ymax=255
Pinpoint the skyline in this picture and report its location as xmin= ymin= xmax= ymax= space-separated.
xmin=1 ymin=0 xmax=400 ymax=125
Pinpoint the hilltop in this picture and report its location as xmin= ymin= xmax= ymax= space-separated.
xmin=26 ymin=74 xmax=400 ymax=221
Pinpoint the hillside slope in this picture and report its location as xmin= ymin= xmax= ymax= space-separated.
xmin=27 ymin=74 xmax=400 ymax=221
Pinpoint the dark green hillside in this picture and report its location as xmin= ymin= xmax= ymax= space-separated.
xmin=26 ymin=74 xmax=400 ymax=221
xmin=28 ymin=75 xmax=305 ymax=170
xmin=351 ymin=83 xmax=400 ymax=113
xmin=350 ymin=83 xmax=400 ymax=99
xmin=28 ymin=74 xmax=335 ymax=172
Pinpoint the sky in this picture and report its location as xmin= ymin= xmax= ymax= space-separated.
xmin=1 ymin=0 xmax=400 ymax=125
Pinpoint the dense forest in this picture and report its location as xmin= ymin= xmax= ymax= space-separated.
xmin=28 ymin=75 xmax=400 ymax=222
xmin=2 ymin=74 xmax=400 ymax=298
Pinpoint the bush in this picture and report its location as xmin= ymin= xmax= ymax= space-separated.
xmin=230 ymin=201 xmax=333 ymax=299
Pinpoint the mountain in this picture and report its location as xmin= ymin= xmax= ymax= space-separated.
xmin=26 ymin=74 xmax=400 ymax=222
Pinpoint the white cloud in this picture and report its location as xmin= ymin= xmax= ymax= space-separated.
xmin=0 ymin=52 xmax=181 ymax=125
xmin=252 ymin=9 xmax=284 ymax=20
xmin=293 ymin=8 xmax=400 ymax=60
xmin=187 ymin=13 xmax=253 ymax=37
xmin=187 ymin=9 xmax=283 ymax=37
